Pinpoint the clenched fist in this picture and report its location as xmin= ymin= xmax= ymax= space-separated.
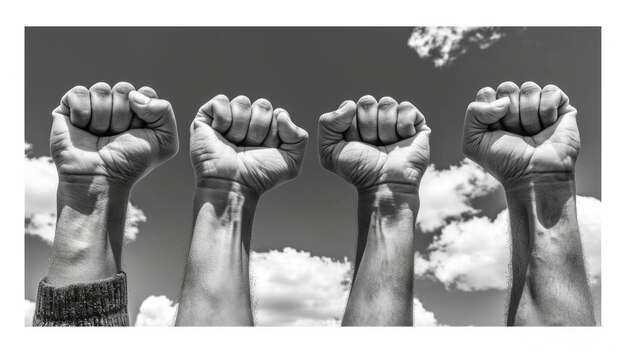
xmin=50 ymin=82 xmax=179 ymax=186
xmin=190 ymin=95 xmax=309 ymax=194
xmin=318 ymin=96 xmax=431 ymax=190
xmin=462 ymin=82 xmax=579 ymax=187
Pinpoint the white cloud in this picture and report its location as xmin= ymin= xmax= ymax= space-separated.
xmin=408 ymin=27 xmax=505 ymax=67
xmin=577 ymin=196 xmax=602 ymax=285
xmin=420 ymin=211 xmax=510 ymax=291
xmin=135 ymin=295 xmax=178 ymax=326
xmin=416 ymin=196 xmax=601 ymax=291
xmin=250 ymin=247 xmax=351 ymax=326
xmin=25 ymin=142 xmax=146 ymax=244
xmin=137 ymin=249 xmax=442 ymax=327
xmin=413 ymin=298 xmax=440 ymax=326
xmin=25 ymin=299 xmax=35 ymax=326
xmin=418 ymin=159 xmax=499 ymax=232
xmin=122 ymin=205 xmax=147 ymax=243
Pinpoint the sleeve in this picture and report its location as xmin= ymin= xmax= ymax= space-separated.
xmin=32 ymin=272 xmax=129 ymax=327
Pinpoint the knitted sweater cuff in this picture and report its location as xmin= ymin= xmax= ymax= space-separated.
xmin=33 ymin=272 xmax=129 ymax=326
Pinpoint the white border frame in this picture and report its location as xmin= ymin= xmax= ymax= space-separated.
xmin=3 ymin=0 xmax=624 ymax=350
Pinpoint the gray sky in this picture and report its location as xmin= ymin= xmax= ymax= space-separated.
xmin=25 ymin=27 xmax=601 ymax=326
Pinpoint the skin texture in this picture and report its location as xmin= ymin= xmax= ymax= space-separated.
xmin=318 ymin=96 xmax=430 ymax=326
xmin=47 ymin=82 xmax=179 ymax=286
xmin=176 ymin=95 xmax=308 ymax=326
xmin=463 ymin=82 xmax=595 ymax=326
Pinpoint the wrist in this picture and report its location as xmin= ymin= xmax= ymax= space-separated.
xmin=502 ymin=172 xmax=575 ymax=193
xmin=504 ymin=175 xmax=575 ymax=209
xmin=184 ymin=178 xmax=257 ymax=301
xmin=49 ymin=175 xmax=130 ymax=285
xmin=57 ymin=175 xmax=132 ymax=209
xmin=357 ymin=183 xmax=419 ymax=240
xmin=358 ymin=183 xmax=419 ymax=209
xmin=505 ymin=175 xmax=579 ymax=257
xmin=195 ymin=178 xmax=259 ymax=213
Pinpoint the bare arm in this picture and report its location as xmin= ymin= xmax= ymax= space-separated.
xmin=47 ymin=176 xmax=128 ymax=286
xmin=35 ymin=83 xmax=178 ymax=326
xmin=505 ymin=177 xmax=595 ymax=326
xmin=175 ymin=180 xmax=257 ymax=325
xmin=342 ymin=184 xmax=418 ymax=326
xmin=318 ymin=96 xmax=430 ymax=326
xmin=175 ymin=95 xmax=308 ymax=326
xmin=462 ymin=81 xmax=595 ymax=326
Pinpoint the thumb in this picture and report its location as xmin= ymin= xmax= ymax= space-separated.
xmin=50 ymin=105 xmax=73 ymax=141
xmin=463 ymin=97 xmax=509 ymax=140
xmin=129 ymin=90 xmax=178 ymax=135
xmin=465 ymin=97 xmax=510 ymax=128
xmin=277 ymin=110 xmax=309 ymax=162
xmin=399 ymin=124 xmax=431 ymax=170
xmin=190 ymin=115 xmax=229 ymax=151
xmin=318 ymin=100 xmax=357 ymax=147
xmin=462 ymin=97 xmax=509 ymax=160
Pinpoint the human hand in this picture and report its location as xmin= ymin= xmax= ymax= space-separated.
xmin=50 ymin=82 xmax=179 ymax=188
xmin=318 ymin=96 xmax=430 ymax=191
xmin=462 ymin=82 xmax=579 ymax=188
xmin=190 ymin=95 xmax=309 ymax=195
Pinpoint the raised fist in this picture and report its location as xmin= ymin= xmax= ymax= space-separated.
xmin=50 ymin=82 xmax=179 ymax=186
xmin=462 ymin=82 xmax=579 ymax=187
xmin=190 ymin=95 xmax=309 ymax=195
xmin=318 ymin=96 xmax=431 ymax=190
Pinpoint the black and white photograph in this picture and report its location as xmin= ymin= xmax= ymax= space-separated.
xmin=23 ymin=26 xmax=601 ymax=327
xmin=5 ymin=1 xmax=625 ymax=350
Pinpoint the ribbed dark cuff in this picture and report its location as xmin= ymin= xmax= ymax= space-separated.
xmin=33 ymin=272 xmax=129 ymax=327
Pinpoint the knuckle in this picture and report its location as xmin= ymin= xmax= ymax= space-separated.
xmin=89 ymin=82 xmax=112 ymax=95
xmin=397 ymin=101 xmax=416 ymax=113
xmin=542 ymin=84 xmax=560 ymax=94
xmin=112 ymin=82 xmax=135 ymax=94
xmin=378 ymin=96 xmax=397 ymax=110
xmin=398 ymin=101 xmax=417 ymax=115
xmin=520 ymin=81 xmax=541 ymax=95
xmin=207 ymin=95 xmax=230 ymax=114
xmin=357 ymin=95 xmax=377 ymax=108
xmin=70 ymin=85 xmax=89 ymax=97
xmin=232 ymin=95 xmax=251 ymax=108
xmin=497 ymin=81 xmax=520 ymax=93
xmin=213 ymin=94 xmax=229 ymax=102
xmin=253 ymin=98 xmax=273 ymax=111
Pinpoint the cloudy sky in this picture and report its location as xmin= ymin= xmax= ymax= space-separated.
xmin=24 ymin=27 xmax=601 ymax=326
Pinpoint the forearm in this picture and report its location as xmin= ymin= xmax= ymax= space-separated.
xmin=47 ymin=175 xmax=129 ymax=286
xmin=505 ymin=175 xmax=595 ymax=326
xmin=176 ymin=179 xmax=257 ymax=326
xmin=342 ymin=183 xmax=418 ymax=326
xmin=37 ymin=175 xmax=130 ymax=326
